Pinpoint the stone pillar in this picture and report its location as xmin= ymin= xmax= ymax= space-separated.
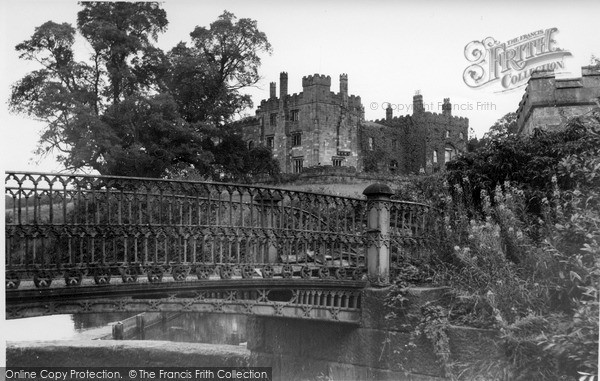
xmin=112 ymin=322 xmax=124 ymax=340
xmin=136 ymin=314 xmax=145 ymax=340
xmin=254 ymin=191 xmax=283 ymax=263
xmin=363 ymin=184 xmax=394 ymax=286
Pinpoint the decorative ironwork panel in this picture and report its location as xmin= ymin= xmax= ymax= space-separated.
xmin=5 ymin=172 xmax=369 ymax=289
xmin=388 ymin=200 xmax=441 ymax=276
xmin=5 ymin=171 xmax=440 ymax=291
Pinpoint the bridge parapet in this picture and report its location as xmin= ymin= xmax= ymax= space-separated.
xmin=5 ymin=171 xmax=440 ymax=318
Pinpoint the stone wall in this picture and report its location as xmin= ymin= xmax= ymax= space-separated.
xmin=7 ymin=341 xmax=250 ymax=367
xmin=366 ymin=97 xmax=468 ymax=175
xmin=516 ymin=65 xmax=600 ymax=136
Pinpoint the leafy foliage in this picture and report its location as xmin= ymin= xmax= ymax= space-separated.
xmin=390 ymin=112 xmax=599 ymax=378
xmin=10 ymin=3 xmax=278 ymax=181
xmin=446 ymin=114 xmax=600 ymax=226
xmin=466 ymin=113 xmax=518 ymax=152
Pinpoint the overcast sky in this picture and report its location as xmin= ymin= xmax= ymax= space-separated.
xmin=1 ymin=0 xmax=599 ymax=173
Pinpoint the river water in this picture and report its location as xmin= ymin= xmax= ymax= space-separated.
xmin=5 ymin=313 xmax=247 ymax=344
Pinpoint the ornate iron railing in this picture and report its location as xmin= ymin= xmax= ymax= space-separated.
xmin=5 ymin=171 xmax=439 ymax=290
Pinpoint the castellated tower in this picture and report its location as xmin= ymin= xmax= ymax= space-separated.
xmin=340 ymin=73 xmax=348 ymax=104
xmin=302 ymin=74 xmax=332 ymax=100
xmin=239 ymin=72 xmax=364 ymax=173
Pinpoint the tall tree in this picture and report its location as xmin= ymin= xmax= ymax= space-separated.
xmin=482 ymin=112 xmax=518 ymax=141
xmin=77 ymin=2 xmax=168 ymax=104
xmin=466 ymin=112 xmax=519 ymax=152
xmin=167 ymin=11 xmax=272 ymax=127
xmin=10 ymin=4 xmax=277 ymax=180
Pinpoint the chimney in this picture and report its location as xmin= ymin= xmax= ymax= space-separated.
xmin=269 ymin=82 xmax=276 ymax=98
xmin=386 ymin=104 xmax=393 ymax=121
xmin=280 ymin=72 xmax=288 ymax=99
xmin=442 ymin=98 xmax=452 ymax=116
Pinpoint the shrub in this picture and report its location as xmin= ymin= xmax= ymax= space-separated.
xmin=390 ymin=115 xmax=600 ymax=379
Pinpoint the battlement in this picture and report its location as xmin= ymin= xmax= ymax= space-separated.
xmin=417 ymin=111 xmax=469 ymax=124
xmin=373 ymin=112 xmax=468 ymax=127
xmin=516 ymin=65 xmax=600 ymax=135
xmin=302 ymin=74 xmax=332 ymax=88
xmin=582 ymin=64 xmax=600 ymax=77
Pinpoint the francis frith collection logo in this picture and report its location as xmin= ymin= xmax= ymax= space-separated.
xmin=463 ymin=27 xmax=572 ymax=91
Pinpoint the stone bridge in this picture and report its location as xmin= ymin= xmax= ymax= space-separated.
xmin=5 ymin=171 xmax=441 ymax=323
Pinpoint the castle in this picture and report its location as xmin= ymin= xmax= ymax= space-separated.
xmin=238 ymin=72 xmax=469 ymax=175
xmin=516 ymin=65 xmax=600 ymax=136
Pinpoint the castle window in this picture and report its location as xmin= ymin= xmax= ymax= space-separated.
xmin=368 ymin=137 xmax=374 ymax=150
xmin=270 ymin=113 xmax=277 ymax=126
xmin=445 ymin=147 xmax=454 ymax=162
xmin=332 ymin=157 xmax=343 ymax=167
xmin=292 ymin=132 xmax=302 ymax=147
xmin=459 ymin=132 xmax=464 ymax=140
xmin=248 ymin=141 xmax=254 ymax=149
xmin=446 ymin=130 xmax=450 ymax=138
xmin=389 ymin=160 xmax=398 ymax=173
xmin=266 ymin=136 xmax=274 ymax=149
xmin=290 ymin=109 xmax=299 ymax=122
xmin=433 ymin=150 xmax=438 ymax=164
xmin=293 ymin=157 xmax=304 ymax=173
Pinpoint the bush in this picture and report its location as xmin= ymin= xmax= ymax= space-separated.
xmin=391 ymin=115 xmax=599 ymax=379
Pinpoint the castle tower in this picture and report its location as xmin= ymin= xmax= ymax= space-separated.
xmin=270 ymin=82 xmax=276 ymax=99
xmin=442 ymin=98 xmax=452 ymax=116
xmin=413 ymin=92 xmax=424 ymax=114
xmin=302 ymin=74 xmax=332 ymax=100
xmin=280 ymin=72 xmax=288 ymax=98
xmin=386 ymin=103 xmax=393 ymax=121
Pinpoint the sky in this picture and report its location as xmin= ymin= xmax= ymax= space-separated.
xmin=1 ymin=0 xmax=599 ymax=174
xmin=0 ymin=0 xmax=599 ymax=364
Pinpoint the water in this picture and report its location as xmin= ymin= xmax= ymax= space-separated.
xmin=4 ymin=313 xmax=136 ymax=341
xmin=142 ymin=313 xmax=247 ymax=344
xmin=5 ymin=313 xmax=247 ymax=345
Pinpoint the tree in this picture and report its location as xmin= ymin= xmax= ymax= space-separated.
xmin=166 ymin=11 xmax=272 ymax=126
xmin=10 ymin=4 xmax=277 ymax=180
xmin=483 ymin=112 xmax=519 ymax=141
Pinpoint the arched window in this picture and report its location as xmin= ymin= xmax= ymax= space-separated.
xmin=389 ymin=160 xmax=398 ymax=173
xmin=433 ymin=150 xmax=438 ymax=164
xmin=248 ymin=141 xmax=254 ymax=149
